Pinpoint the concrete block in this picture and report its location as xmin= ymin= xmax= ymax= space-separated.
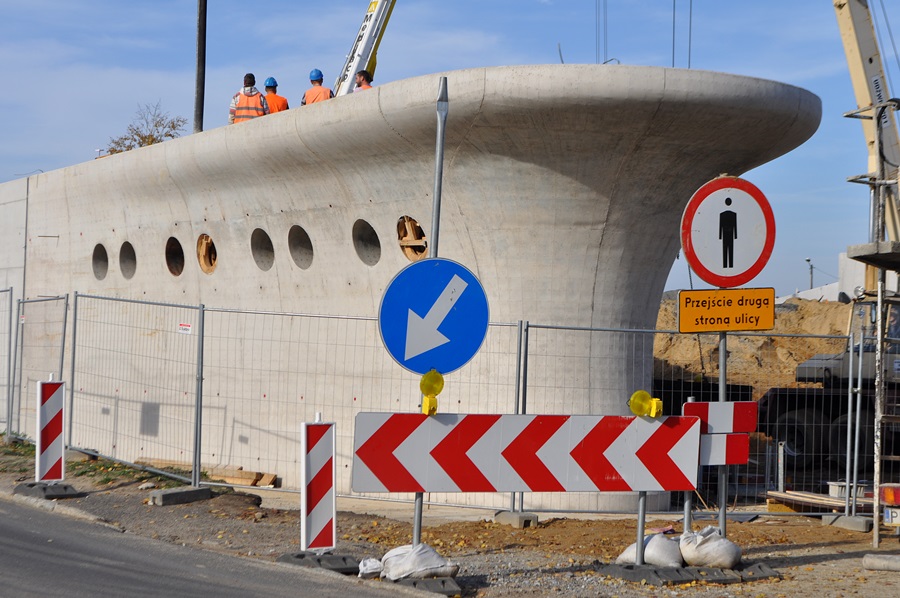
xmin=863 ymin=554 xmax=900 ymax=571
xmin=149 ymin=486 xmax=211 ymax=506
xmin=396 ymin=577 xmax=462 ymax=596
xmin=14 ymin=482 xmax=85 ymax=499
xmin=276 ymin=552 xmax=359 ymax=574
xmin=735 ymin=562 xmax=782 ymax=582
xmin=493 ymin=510 xmax=539 ymax=529
xmin=685 ymin=567 xmax=743 ymax=584
xmin=821 ymin=515 xmax=873 ymax=532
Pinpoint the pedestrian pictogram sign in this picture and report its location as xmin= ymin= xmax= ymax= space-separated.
xmin=379 ymin=258 xmax=489 ymax=375
xmin=681 ymin=176 xmax=775 ymax=288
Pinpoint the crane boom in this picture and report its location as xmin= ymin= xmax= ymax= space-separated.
xmin=834 ymin=0 xmax=900 ymax=242
xmin=333 ymin=0 xmax=397 ymax=96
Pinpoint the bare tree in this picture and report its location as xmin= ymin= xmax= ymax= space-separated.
xmin=107 ymin=101 xmax=188 ymax=154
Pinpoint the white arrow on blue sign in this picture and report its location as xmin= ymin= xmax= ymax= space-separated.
xmin=379 ymin=258 xmax=489 ymax=375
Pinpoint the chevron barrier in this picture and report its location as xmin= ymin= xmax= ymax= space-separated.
xmin=301 ymin=421 xmax=336 ymax=551
xmin=36 ymin=381 xmax=65 ymax=482
xmin=683 ymin=401 xmax=758 ymax=466
xmin=352 ymin=413 xmax=701 ymax=493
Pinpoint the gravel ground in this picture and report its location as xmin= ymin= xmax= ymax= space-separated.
xmin=3 ymin=447 xmax=900 ymax=597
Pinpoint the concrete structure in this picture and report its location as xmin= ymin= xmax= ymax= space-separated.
xmin=0 ymin=65 xmax=821 ymax=510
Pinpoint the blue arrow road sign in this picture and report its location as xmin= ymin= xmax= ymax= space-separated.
xmin=379 ymin=258 xmax=489 ymax=375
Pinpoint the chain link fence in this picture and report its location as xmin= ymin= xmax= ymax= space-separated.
xmin=24 ymin=292 xmax=879 ymax=515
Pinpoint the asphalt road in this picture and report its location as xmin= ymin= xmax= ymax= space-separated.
xmin=0 ymin=497 xmax=419 ymax=598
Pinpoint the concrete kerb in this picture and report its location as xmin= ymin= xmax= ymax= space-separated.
xmin=821 ymin=514 xmax=874 ymax=532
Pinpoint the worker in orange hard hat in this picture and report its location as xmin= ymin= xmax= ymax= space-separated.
xmin=264 ymin=77 xmax=289 ymax=113
xmin=229 ymin=73 xmax=269 ymax=124
xmin=301 ymin=68 xmax=334 ymax=106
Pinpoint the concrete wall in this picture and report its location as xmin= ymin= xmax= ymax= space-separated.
xmin=0 ymin=64 xmax=821 ymax=510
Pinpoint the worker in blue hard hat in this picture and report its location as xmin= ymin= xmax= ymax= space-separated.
xmin=301 ymin=68 xmax=334 ymax=106
xmin=264 ymin=77 xmax=289 ymax=113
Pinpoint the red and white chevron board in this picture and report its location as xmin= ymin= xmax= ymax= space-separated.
xmin=682 ymin=401 xmax=758 ymax=434
xmin=352 ymin=413 xmax=700 ymax=493
xmin=36 ymin=381 xmax=65 ymax=482
xmin=700 ymin=434 xmax=750 ymax=466
xmin=300 ymin=422 xmax=336 ymax=552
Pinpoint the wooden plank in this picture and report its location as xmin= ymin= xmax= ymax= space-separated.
xmin=766 ymin=490 xmax=873 ymax=512
xmin=257 ymin=473 xmax=277 ymax=487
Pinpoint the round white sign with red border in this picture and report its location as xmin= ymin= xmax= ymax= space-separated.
xmin=680 ymin=176 xmax=775 ymax=288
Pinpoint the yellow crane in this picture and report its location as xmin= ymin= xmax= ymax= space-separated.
xmin=834 ymin=0 xmax=900 ymax=247
xmin=333 ymin=0 xmax=397 ymax=96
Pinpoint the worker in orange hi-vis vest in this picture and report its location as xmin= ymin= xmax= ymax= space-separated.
xmin=301 ymin=68 xmax=334 ymax=106
xmin=263 ymin=77 xmax=289 ymax=113
xmin=354 ymin=70 xmax=373 ymax=92
xmin=228 ymin=73 xmax=270 ymax=124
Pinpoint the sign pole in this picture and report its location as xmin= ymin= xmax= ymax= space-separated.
xmin=718 ymin=331 xmax=728 ymax=538
xmin=636 ymin=491 xmax=647 ymax=566
xmin=683 ymin=396 xmax=696 ymax=534
xmin=412 ymin=76 xmax=449 ymax=548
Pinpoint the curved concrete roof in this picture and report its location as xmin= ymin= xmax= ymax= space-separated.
xmin=15 ymin=64 xmax=820 ymax=329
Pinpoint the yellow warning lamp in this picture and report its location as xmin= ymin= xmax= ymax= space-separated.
xmin=420 ymin=369 xmax=444 ymax=416
xmin=628 ymin=390 xmax=663 ymax=418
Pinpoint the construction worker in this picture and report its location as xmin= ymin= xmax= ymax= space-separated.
xmin=354 ymin=70 xmax=373 ymax=92
xmin=228 ymin=73 xmax=269 ymax=124
xmin=264 ymin=77 xmax=289 ymax=113
xmin=301 ymin=68 xmax=334 ymax=106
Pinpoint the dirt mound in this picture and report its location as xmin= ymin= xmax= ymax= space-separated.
xmin=654 ymin=297 xmax=852 ymax=400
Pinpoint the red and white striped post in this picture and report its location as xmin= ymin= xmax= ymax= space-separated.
xmin=36 ymin=381 xmax=65 ymax=482
xmin=300 ymin=418 xmax=336 ymax=552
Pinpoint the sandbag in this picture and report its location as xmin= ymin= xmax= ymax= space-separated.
xmin=616 ymin=533 xmax=683 ymax=568
xmin=380 ymin=543 xmax=460 ymax=581
xmin=358 ymin=557 xmax=383 ymax=579
xmin=680 ymin=526 xmax=742 ymax=569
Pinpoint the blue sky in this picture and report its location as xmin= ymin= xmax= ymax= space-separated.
xmin=1 ymin=1 xmax=897 ymax=297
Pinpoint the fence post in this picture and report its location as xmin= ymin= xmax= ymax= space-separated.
xmin=516 ymin=320 xmax=530 ymax=512
xmin=67 ymin=293 xmax=80 ymax=448
xmin=844 ymin=333 xmax=854 ymax=516
xmin=510 ymin=320 xmax=524 ymax=511
xmin=191 ymin=304 xmax=206 ymax=487
xmin=10 ymin=299 xmax=22 ymax=437
xmin=4 ymin=287 xmax=11 ymax=440
xmin=57 ymin=294 xmax=69 ymax=382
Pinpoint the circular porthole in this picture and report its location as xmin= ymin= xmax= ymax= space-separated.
xmin=120 ymin=241 xmax=137 ymax=280
xmin=197 ymin=234 xmax=217 ymax=274
xmin=166 ymin=237 xmax=185 ymax=276
xmin=288 ymin=225 xmax=314 ymax=270
xmin=251 ymin=228 xmax=275 ymax=271
xmin=397 ymin=215 xmax=428 ymax=261
xmin=92 ymin=244 xmax=109 ymax=280
xmin=352 ymin=219 xmax=381 ymax=266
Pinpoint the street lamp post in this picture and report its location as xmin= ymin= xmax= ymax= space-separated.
xmin=805 ymin=258 xmax=813 ymax=290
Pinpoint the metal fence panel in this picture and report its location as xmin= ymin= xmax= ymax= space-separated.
xmin=200 ymin=308 xmax=519 ymax=508
xmin=9 ymin=295 xmax=67 ymax=441
xmin=68 ymin=295 xmax=199 ymax=475
xmin=516 ymin=324 xmax=863 ymax=513
xmin=64 ymin=292 xmax=884 ymax=516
